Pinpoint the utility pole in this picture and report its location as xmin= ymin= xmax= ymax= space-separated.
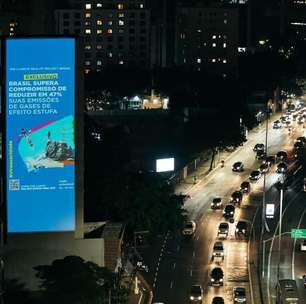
xmin=277 ymin=177 xmax=285 ymax=281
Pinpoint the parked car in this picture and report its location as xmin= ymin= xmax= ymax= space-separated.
xmin=263 ymin=155 xmax=275 ymax=166
xmin=211 ymin=197 xmax=223 ymax=210
xmin=210 ymin=267 xmax=224 ymax=286
xmin=189 ymin=285 xmax=203 ymax=303
xmin=233 ymin=287 xmax=247 ymax=303
xmin=249 ymin=170 xmax=261 ymax=181
xmin=217 ymin=222 xmax=229 ymax=239
xmin=273 ymin=120 xmax=282 ymax=129
xmin=253 ymin=143 xmax=264 ymax=152
xmin=296 ymin=136 xmax=306 ymax=144
xmin=256 ymin=150 xmax=266 ymax=160
xmin=182 ymin=221 xmax=196 ymax=236
xmin=232 ymin=161 xmax=244 ymax=172
xmin=240 ymin=181 xmax=250 ymax=193
xmin=230 ymin=191 xmax=243 ymax=205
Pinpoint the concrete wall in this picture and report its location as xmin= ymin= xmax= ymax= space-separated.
xmin=4 ymin=232 xmax=104 ymax=290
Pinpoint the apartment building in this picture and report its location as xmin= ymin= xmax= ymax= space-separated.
xmin=55 ymin=0 xmax=151 ymax=72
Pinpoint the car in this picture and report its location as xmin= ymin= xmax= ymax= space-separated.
xmin=263 ymin=155 xmax=275 ymax=166
xmin=256 ymin=150 xmax=266 ymax=160
xmin=212 ymin=297 xmax=225 ymax=304
xmin=189 ymin=285 xmax=203 ymax=303
xmin=235 ymin=221 xmax=248 ymax=237
xmin=182 ymin=221 xmax=196 ymax=236
xmin=211 ymin=197 xmax=223 ymax=209
xmin=217 ymin=222 xmax=229 ymax=239
xmin=230 ymin=191 xmax=243 ymax=205
xmin=276 ymin=162 xmax=288 ymax=173
xmin=276 ymin=151 xmax=288 ymax=162
xmin=232 ymin=161 xmax=244 ymax=172
xmin=233 ymin=287 xmax=247 ymax=303
xmin=210 ymin=267 xmax=224 ymax=286
xmin=223 ymin=204 xmax=235 ymax=221
xmin=303 ymin=275 xmax=306 ymax=288
xmin=240 ymin=181 xmax=250 ymax=194
xmin=296 ymin=136 xmax=306 ymax=144
xmin=273 ymin=120 xmax=282 ymax=129
xmin=249 ymin=170 xmax=261 ymax=181
xmin=253 ymin=143 xmax=264 ymax=152
xmin=280 ymin=115 xmax=287 ymax=123
xmin=212 ymin=241 xmax=224 ymax=261
xmin=294 ymin=141 xmax=304 ymax=152
xmin=297 ymin=116 xmax=305 ymax=124
xmin=259 ymin=163 xmax=269 ymax=174
xmin=300 ymin=240 xmax=306 ymax=251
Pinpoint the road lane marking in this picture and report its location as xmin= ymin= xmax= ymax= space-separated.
xmin=173 ymin=263 xmax=176 ymax=270
xmin=267 ymin=192 xmax=299 ymax=304
xmin=170 ymin=281 xmax=173 ymax=289
xmin=190 ymin=269 xmax=193 ymax=277
xmin=177 ymin=245 xmax=180 ymax=252
xmin=291 ymin=206 xmax=306 ymax=279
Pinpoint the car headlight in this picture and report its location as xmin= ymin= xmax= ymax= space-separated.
xmin=242 ymin=229 xmax=246 ymax=233
xmin=236 ymin=228 xmax=239 ymax=232
xmin=225 ymin=230 xmax=228 ymax=233
xmin=213 ymin=252 xmax=216 ymax=255
xmin=190 ymin=296 xmax=194 ymax=300
xmin=220 ymin=252 xmax=224 ymax=256
xmin=220 ymin=278 xmax=223 ymax=282
xmin=211 ymin=278 xmax=215 ymax=282
xmin=230 ymin=211 xmax=234 ymax=214
xmin=218 ymin=229 xmax=221 ymax=233
xmin=197 ymin=296 xmax=202 ymax=300
xmin=211 ymin=203 xmax=214 ymax=206
xmin=217 ymin=202 xmax=221 ymax=206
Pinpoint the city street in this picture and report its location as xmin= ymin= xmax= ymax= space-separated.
xmin=138 ymin=111 xmax=306 ymax=304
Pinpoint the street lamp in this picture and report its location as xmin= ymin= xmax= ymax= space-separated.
xmin=277 ymin=174 xmax=285 ymax=281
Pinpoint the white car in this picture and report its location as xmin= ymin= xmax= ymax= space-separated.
xmin=182 ymin=221 xmax=196 ymax=236
xmin=300 ymin=240 xmax=306 ymax=251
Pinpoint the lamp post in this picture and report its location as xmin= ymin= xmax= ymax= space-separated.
xmin=277 ymin=174 xmax=285 ymax=281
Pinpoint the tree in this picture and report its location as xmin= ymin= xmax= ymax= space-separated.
xmin=34 ymin=256 xmax=120 ymax=304
xmin=3 ymin=278 xmax=33 ymax=304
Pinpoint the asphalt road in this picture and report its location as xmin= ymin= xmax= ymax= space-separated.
xmin=140 ymin=112 xmax=306 ymax=304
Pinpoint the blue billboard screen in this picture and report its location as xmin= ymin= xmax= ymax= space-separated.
xmin=5 ymin=38 xmax=75 ymax=232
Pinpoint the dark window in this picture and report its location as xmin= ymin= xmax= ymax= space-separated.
xmin=140 ymin=52 xmax=146 ymax=57
xmin=139 ymin=36 xmax=146 ymax=42
xmin=85 ymin=36 xmax=91 ymax=42
xmin=129 ymin=20 xmax=135 ymax=26
xmin=74 ymin=21 xmax=81 ymax=26
xmin=85 ymin=52 xmax=91 ymax=58
xmin=129 ymin=12 xmax=135 ymax=18
xmin=118 ymin=36 xmax=124 ymax=42
xmin=140 ymin=28 xmax=146 ymax=34
xmin=96 ymin=36 xmax=103 ymax=42
xmin=140 ymin=12 xmax=146 ymax=18
xmin=107 ymin=45 xmax=113 ymax=50
xmin=140 ymin=43 xmax=146 ymax=49
xmin=129 ymin=28 xmax=135 ymax=34
xmin=63 ymin=13 xmax=69 ymax=19
xmin=74 ymin=12 xmax=81 ymax=18
xmin=118 ymin=44 xmax=124 ymax=50
xmin=63 ymin=29 xmax=70 ymax=34
xmin=63 ymin=20 xmax=70 ymax=26
xmin=107 ymin=36 xmax=113 ymax=42
xmin=97 ymin=52 xmax=103 ymax=58
xmin=75 ymin=28 xmax=81 ymax=35
xmin=129 ymin=36 xmax=135 ymax=42
xmin=140 ymin=21 xmax=146 ymax=26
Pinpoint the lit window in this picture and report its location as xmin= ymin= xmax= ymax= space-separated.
xmin=119 ymin=13 xmax=124 ymax=17
xmin=107 ymin=29 xmax=113 ymax=33
xmin=197 ymin=58 xmax=201 ymax=63
xmin=97 ymin=20 xmax=102 ymax=25
xmin=85 ymin=3 xmax=91 ymax=9
xmin=97 ymin=45 xmax=102 ymax=49
xmin=197 ymin=29 xmax=202 ymax=33
xmin=97 ymin=60 xmax=102 ymax=66
xmin=109 ymin=52 xmax=113 ymax=57
xmin=118 ymin=3 xmax=124 ymax=9
xmin=10 ymin=27 xmax=14 ymax=32
xmin=108 ymin=21 xmax=113 ymax=25
xmin=223 ymin=59 xmax=227 ymax=63
xmin=212 ymin=35 xmax=216 ymax=39
xmin=85 ymin=13 xmax=91 ymax=18
xmin=212 ymin=43 xmax=216 ymax=47
xmin=119 ymin=20 xmax=124 ymax=26
xmin=224 ymin=19 xmax=227 ymax=24
xmin=140 ymin=3 xmax=144 ymax=8
xmin=85 ymin=69 xmax=90 ymax=74
xmin=85 ymin=21 xmax=91 ymax=26
xmin=85 ymin=60 xmax=91 ymax=66
xmin=97 ymin=3 xmax=102 ymax=7
xmin=119 ymin=60 xmax=124 ymax=64
xmin=97 ymin=29 xmax=102 ymax=34
xmin=212 ymin=59 xmax=216 ymax=63
xmin=223 ymin=43 xmax=227 ymax=48
xmin=119 ymin=29 xmax=124 ymax=33
xmin=85 ymin=29 xmax=91 ymax=34
xmin=85 ymin=45 xmax=91 ymax=50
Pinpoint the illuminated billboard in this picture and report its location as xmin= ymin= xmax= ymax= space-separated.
xmin=156 ymin=158 xmax=174 ymax=173
xmin=5 ymin=38 xmax=75 ymax=232
xmin=266 ymin=203 xmax=275 ymax=219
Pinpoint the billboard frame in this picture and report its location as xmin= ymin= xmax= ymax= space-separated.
xmin=1 ymin=35 xmax=84 ymax=238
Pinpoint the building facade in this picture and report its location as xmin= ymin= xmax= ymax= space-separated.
xmin=175 ymin=3 xmax=239 ymax=76
xmin=55 ymin=0 xmax=151 ymax=72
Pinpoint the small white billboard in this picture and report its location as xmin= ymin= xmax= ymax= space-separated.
xmin=266 ymin=203 xmax=275 ymax=219
xmin=156 ymin=158 xmax=174 ymax=173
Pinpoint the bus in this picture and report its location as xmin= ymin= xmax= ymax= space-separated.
xmin=276 ymin=279 xmax=300 ymax=303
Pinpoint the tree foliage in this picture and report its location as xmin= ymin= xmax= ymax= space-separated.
xmin=34 ymin=256 xmax=120 ymax=304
